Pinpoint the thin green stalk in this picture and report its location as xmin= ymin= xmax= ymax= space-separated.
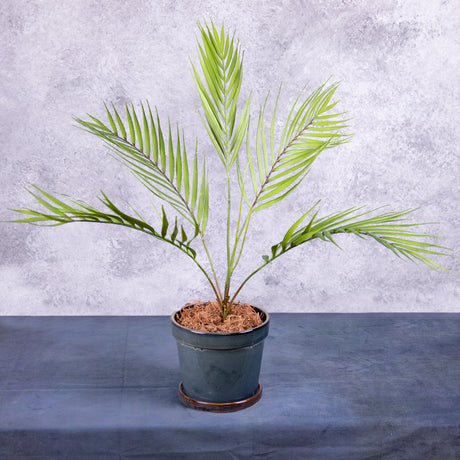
xmin=221 ymin=49 xmax=233 ymax=318
xmin=229 ymin=174 xmax=247 ymax=275
xmin=229 ymin=259 xmax=271 ymax=306
xmin=199 ymin=233 xmax=223 ymax=302
xmin=224 ymin=172 xmax=232 ymax=305
xmin=230 ymin=208 xmax=253 ymax=275
xmin=230 ymin=236 xmax=293 ymax=305
xmin=189 ymin=251 xmax=222 ymax=303
xmin=221 ymin=166 xmax=232 ymax=318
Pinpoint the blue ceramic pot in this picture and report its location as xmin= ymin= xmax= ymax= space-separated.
xmin=171 ymin=306 xmax=270 ymax=412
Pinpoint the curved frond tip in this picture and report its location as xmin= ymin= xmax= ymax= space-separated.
xmin=262 ymin=207 xmax=452 ymax=272
xmin=9 ymin=185 xmax=198 ymax=259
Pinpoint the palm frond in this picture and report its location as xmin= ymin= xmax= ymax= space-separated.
xmin=241 ymin=83 xmax=351 ymax=212
xmin=192 ymin=21 xmax=250 ymax=168
xmin=8 ymin=185 xmax=198 ymax=259
xmin=74 ymin=103 xmax=209 ymax=234
xmin=263 ymin=207 xmax=452 ymax=271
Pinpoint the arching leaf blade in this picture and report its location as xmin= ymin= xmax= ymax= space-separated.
xmin=126 ymin=105 xmax=135 ymax=145
xmin=131 ymin=104 xmax=143 ymax=151
xmin=176 ymin=126 xmax=182 ymax=192
xmin=141 ymin=103 xmax=150 ymax=158
xmin=104 ymin=104 xmax=117 ymax=134
xmin=147 ymin=102 xmax=158 ymax=162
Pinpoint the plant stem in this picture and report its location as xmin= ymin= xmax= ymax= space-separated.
xmin=222 ymin=171 xmax=232 ymax=319
xmin=229 ymin=176 xmax=247 ymax=275
xmin=229 ymin=262 xmax=267 ymax=306
xmin=199 ymin=234 xmax=223 ymax=303
xmin=193 ymin=254 xmax=222 ymax=303
xmin=229 ymin=247 xmax=286 ymax=306
xmin=230 ymin=209 xmax=253 ymax=274
xmin=221 ymin=47 xmax=233 ymax=320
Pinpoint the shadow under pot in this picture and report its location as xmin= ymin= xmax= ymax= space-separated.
xmin=171 ymin=306 xmax=270 ymax=412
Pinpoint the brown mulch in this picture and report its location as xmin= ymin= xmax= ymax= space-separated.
xmin=176 ymin=301 xmax=263 ymax=333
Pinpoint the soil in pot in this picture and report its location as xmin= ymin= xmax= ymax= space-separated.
xmin=176 ymin=301 xmax=263 ymax=333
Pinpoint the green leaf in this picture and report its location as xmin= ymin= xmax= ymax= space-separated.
xmin=88 ymin=115 xmax=110 ymax=131
xmin=197 ymin=159 xmax=207 ymax=224
xmin=75 ymin=107 xmax=211 ymax=240
xmin=131 ymin=104 xmax=143 ymax=151
xmin=270 ymin=86 xmax=281 ymax=162
xmin=181 ymin=225 xmax=188 ymax=243
xmin=193 ymin=21 xmax=245 ymax=166
xmin=168 ymin=120 xmax=174 ymax=180
xmin=259 ymin=166 xmax=308 ymax=201
xmin=253 ymin=170 xmax=306 ymax=212
xmin=171 ymin=217 xmax=179 ymax=242
xmin=157 ymin=112 xmax=166 ymax=171
xmin=271 ymin=244 xmax=279 ymax=258
xmin=112 ymin=104 xmax=127 ymax=139
xmin=191 ymin=147 xmax=198 ymax=211
xmin=141 ymin=103 xmax=150 ymax=158
xmin=323 ymin=230 xmax=341 ymax=248
xmin=245 ymin=83 xmax=348 ymax=213
xmin=236 ymin=155 xmax=251 ymax=207
xmin=176 ymin=126 xmax=182 ymax=192
xmin=126 ymin=105 xmax=135 ymax=144
xmin=274 ymin=207 xmax=451 ymax=271
xmin=161 ymin=206 xmax=168 ymax=237
xmin=202 ymin=173 xmax=209 ymax=232
xmin=147 ymin=102 xmax=158 ymax=162
xmin=246 ymin=117 xmax=258 ymax=195
xmin=282 ymin=200 xmax=320 ymax=249
xmin=104 ymin=103 xmax=117 ymax=134
xmin=229 ymin=94 xmax=251 ymax=167
xmin=255 ymin=110 xmax=265 ymax=183
xmin=183 ymin=135 xmax=191 ymax=202
xmin=253 ymin=180 xmax=302 ymax=212
xmin=261 ymin=94 xmax=270 ymax=174
xmin=29 ymin=185 xmax=72 ymax=210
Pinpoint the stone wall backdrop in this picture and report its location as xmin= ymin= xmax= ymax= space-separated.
xmin=1 ymin=0 xmax=458 ymax=314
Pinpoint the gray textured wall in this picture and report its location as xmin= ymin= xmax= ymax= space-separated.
xmin=1 ymin=0 xmax=458 ymax=315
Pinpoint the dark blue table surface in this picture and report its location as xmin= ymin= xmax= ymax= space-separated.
xmin=0 ymin=314 xmax=459 ymax=459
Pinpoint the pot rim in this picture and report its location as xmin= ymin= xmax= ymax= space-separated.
xmin=171 ymin=304 xmax=270 ymax=337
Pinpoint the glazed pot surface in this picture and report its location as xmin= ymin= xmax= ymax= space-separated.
xmin=171 ymin=306 xmax=269 ymax=408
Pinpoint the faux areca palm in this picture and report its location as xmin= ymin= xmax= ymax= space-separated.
xmin=11 ymin=22 xmax=451 ymax=319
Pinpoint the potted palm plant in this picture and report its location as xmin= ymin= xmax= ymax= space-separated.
xmin=9 ymin=22 xmax=451 ymax=412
